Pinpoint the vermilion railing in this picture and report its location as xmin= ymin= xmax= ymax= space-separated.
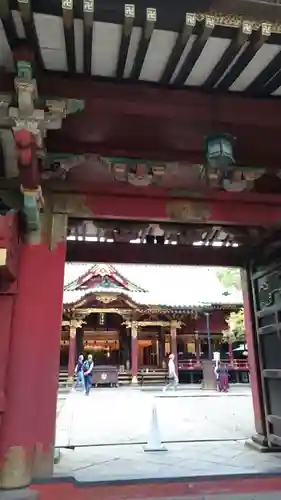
xmin=178 ymin=359 xmax=249 ymax=371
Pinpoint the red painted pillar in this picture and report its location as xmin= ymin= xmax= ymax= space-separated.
xmin=68 ymin=322 xmax=77 ymax=381
xmin=170 ymin=321 xmax=178 ymax=375
xmin=131 ymin=322 xmax=138 ymax=384
xmin=0 ymin=242 xmax=66 ymax=489
xmin=241 ymin=269 xmax=266 ymax=442
xmin=0 ymin=297 xmax=14 ymax=429
xmin=195 ymin=333 xmax=201 ymax=363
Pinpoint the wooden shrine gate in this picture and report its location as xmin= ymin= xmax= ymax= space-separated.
xmin=248 ymin=236 xmax=281 ymax=449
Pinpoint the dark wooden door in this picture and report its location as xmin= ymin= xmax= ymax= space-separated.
xmin=250 ymin=252 xmax=281 ymax=447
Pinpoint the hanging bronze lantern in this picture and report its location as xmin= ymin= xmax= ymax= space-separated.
xmin=204 ymin=133 xmax=235 ymax=169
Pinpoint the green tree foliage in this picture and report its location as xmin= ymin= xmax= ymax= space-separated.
xmin=223 ymin=308 xmax=245 ymax=343
xmin=216 ymin=268 xmax=241 ymax=291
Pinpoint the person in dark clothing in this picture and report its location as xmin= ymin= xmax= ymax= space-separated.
xmin=74 ymin=354 xmax=84 ymax=390
xmin=215 ymin=362 xmax=229 ymax=392
xmin=83 ymin=354 xmax=94 ymax=396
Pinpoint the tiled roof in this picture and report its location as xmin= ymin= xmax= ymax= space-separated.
xmin=63 ymin=264 xmax=243 ymax=308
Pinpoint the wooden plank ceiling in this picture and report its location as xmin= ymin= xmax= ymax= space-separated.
xmin=2 ymin=1 xmax=281 ymax=96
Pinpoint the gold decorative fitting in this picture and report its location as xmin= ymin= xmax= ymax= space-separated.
xmin=205 ymin=15 xmax=215 ymax=29
xmin=131 ymin=321 xmax=138 ymax=338
xmin=62 ymin=0 xmax=73 ymax=10
xmin=125 ymin=4 xmax=135 ymax=18
xmin=170 ymin=320 xmax=182 ymax=331
xmin=83 ymin=0 xmax=94 ymax=13
xmin=242 ymin=21 xmax=252 ymax=35
xmin=96 ymin=294 xmax=116 ymax=304
xmin=199 ymin=11 xmax=275 ymax=33
xmin=262 ymin=23 xmax=271 ymax=36
xmin=166 ymin=201 xmax=210 ymax=222
xmin=147 ymin=7 xmax=157 ymax=22
xmin=186 ymin=13 xmax=196 ymax=26
xmin=20 ymin=185 xmax=44 ymax=207
xmin=69 ymin=327 xmax=77 ymax=339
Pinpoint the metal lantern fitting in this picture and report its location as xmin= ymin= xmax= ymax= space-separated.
xmin=204 ymin=133 xmax=235 ymax=169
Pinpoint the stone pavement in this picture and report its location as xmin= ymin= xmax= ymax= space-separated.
xmin=53 ymin=384 xmax=281 ymax=484
xmin=55 ymin=385 xmax=254 ymax=448
xmin=54 ymin=439 xmax=281 ymax=482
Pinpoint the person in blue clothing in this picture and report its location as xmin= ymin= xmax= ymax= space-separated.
xmin=83 ymin=354 xmax=94 ymax=396
xmin=74 ymin=354 xmax=84 ymax=390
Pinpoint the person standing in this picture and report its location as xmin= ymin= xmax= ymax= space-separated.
xmin=219 ymin=362 xmax=229 ymax=392
xmin=215 ymin=362 xmax=229 ymax=392
xmin=83 ymin=354 xmax=94 ymax=396
xmin=163 ymin=353 xmax=178 ymax=392
xmin=74 ymin=354 xmax=84 ymax=390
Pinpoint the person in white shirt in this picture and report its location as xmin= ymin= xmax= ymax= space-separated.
xmin=163 ymin=353 xmax=178 ymax=392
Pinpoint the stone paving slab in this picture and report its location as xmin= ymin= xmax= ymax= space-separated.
xmin=55 ymin=387 xmax=254 ymax=448
xmin=54 ymin=441 xmax=281 ymax=482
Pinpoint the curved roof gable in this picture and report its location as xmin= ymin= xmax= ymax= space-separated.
xmin=64 ymin=263 xmax=146 ymax=293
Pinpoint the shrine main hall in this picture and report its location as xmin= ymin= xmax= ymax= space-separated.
xmin=62 ymin=264 xmax=244 ymax=385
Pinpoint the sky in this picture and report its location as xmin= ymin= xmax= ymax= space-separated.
xmin=64 ymin=264 xmax=242 ymax=307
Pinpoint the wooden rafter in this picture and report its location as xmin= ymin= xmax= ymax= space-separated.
xmin=173 ymin=15 xmax=214 ymax=87
xmin=0 ymin=0 xmax=18 ymax=52
xmin=17 ymin=0 xmax=44 ymax=69
xmin=61 ymin=0 xmax=76 ymax=74
xmin=160 ymin=12 xmax=195 ymax=85
xmin=203 ymin=21 xmax=251 ymax=90
xmin=130 ymin=7 xmax=156 ymax=80
xmin=116 ymin=3 xmax=135 ymax=81
xmin=83 ymin=0 xmax=94 ymax=75
xmin=216 ymin=23 xmax=271 ymax=91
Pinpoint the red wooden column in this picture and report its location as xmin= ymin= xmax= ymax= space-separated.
xmin=170 ymin=321 xmax=179 ymax=375
xmin=131 ymin=321 xmax=138 ymax=384
xmin=195 ymin=333 xmax=201 ymax=363
xmin=67 ymin=321 xmax=78 ymax=382
xmin=0 ymin=242 xmax=66 ymax=489
xmin=241 ymin=269 xmax=266 ymax=443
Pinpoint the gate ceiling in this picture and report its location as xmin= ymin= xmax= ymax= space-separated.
xmin=66 ymin=218 xmax=275 ymax=267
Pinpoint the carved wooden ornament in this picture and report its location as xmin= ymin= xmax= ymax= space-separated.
xmin=166 ymin=201 xmax=211 ymax=222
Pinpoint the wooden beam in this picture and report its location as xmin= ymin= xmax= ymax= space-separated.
xmin=116 ymin=3 xmax=135 ymax=81
xmin=160 ymin=12 xmax=195 ymax=85
xmin=173 ymin=15 xmax=214 ymax=87
xmin=216 ymin=23 xmax=271 ymax=91
xmin=66 ymin=241 xmax=247 ymax=267
xmin=61 ymin=0 xmax=76 ymax=74
xmin=52 ymin=193 xmax=281 ymax=227
xmin=130 ymin=7 xmax=156 ymax=80
xmin=2 ymin=74 xmax=281 ymax=129
xmin=2 ymin=74 xmax=281 ymax=167
xmin=17 ymin=0 xmax=44 ymax=69
xmin=203 ymin=22 xmax=251 ymax=90
xmin=83 ymin=0 xmax=94 ymax=75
